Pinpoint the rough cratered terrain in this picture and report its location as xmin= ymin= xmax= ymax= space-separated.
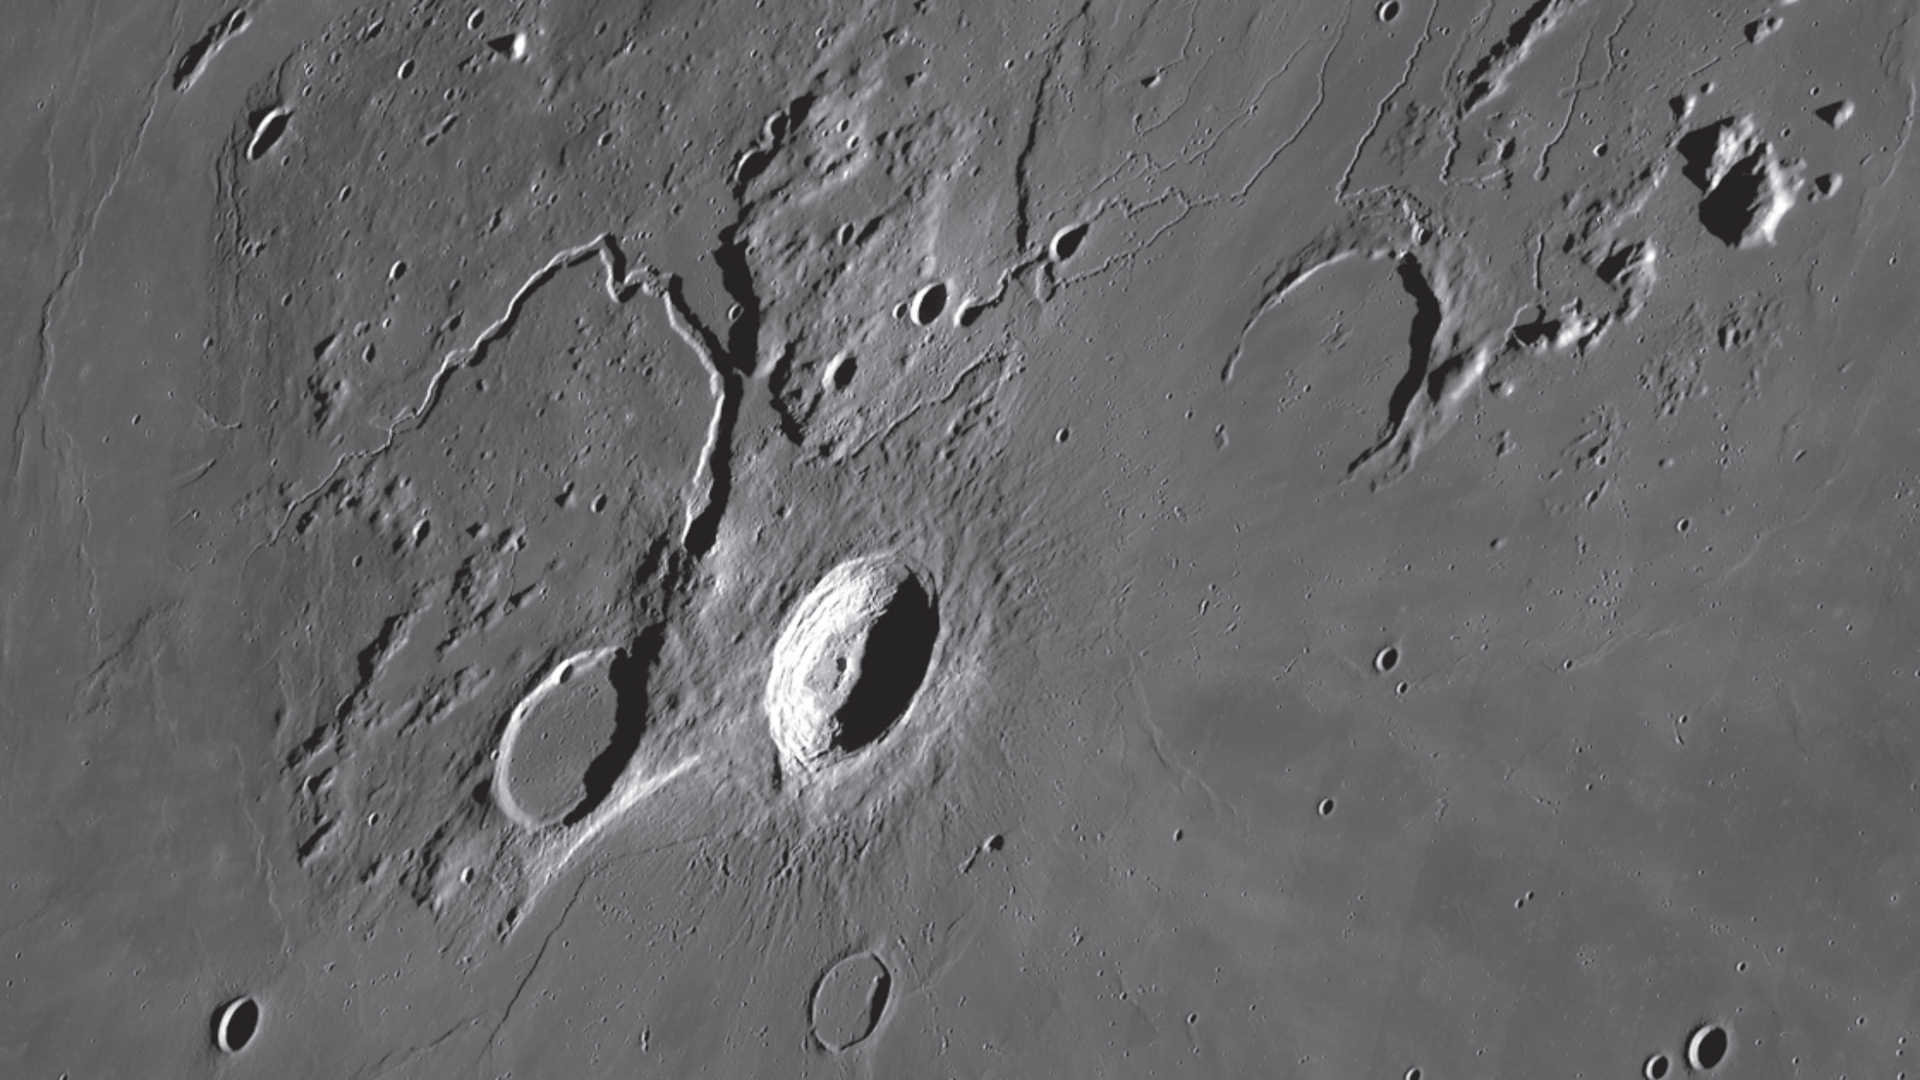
xmin=4 ymin=0 xmax=1920 ymax=1076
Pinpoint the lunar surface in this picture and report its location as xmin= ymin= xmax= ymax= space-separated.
xmin=5 ymin=0 xmax=1919 ymax=1075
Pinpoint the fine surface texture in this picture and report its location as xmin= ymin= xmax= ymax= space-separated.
xmin=3 ymin=0 xmax=1918 ymax=1075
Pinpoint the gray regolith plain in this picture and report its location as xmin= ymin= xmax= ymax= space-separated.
xmin=4 ymin=0 xmax=1919 ymax=1076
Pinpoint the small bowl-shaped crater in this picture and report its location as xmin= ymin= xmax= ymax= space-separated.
xmin=824 ymin=353 xmax=857 ymax=392
xmin=1373 ymin=644 xmax=1400 ymax=674
xmin=766 ymin=555 xmax=939 ymax=772
xmin=1049 ymin=222 xmax=1089 ymax=262
xmin=213 ymin=995 xmax=261 ymax=1054
xmin=1686 ymin=1024 xmax=1730 ymax=1071
xmin=909 ymin=282 xmax=948 ymax=326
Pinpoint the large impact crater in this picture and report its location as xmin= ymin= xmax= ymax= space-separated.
xmin=765 ymin=554 xmax=939 ymax=773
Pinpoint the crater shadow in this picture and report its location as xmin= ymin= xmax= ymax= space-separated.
xmin=832 ymin=575 xmax=938 ymax=755
xmin=563 ymin=625 xmax=665 ymax=827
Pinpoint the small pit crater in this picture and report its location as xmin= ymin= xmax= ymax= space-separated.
xmin=810 ymin=952 xmax=892 ymax=1052
xmin=825 ymin=353 xmax=857 ymax=392
xmin=909 ymin=282 xmax=948 ymax=326
xmin=1377 ymin=1 xmax=1401 ymax=22
xmin=213 ymin=996 xmax=260 ymax=1054
xmin=245 ymin=106 xmax=292 ymax=161
xmin=1374 ymin=644 xmax=1400 ymax=673
xmin=1644 ymin=1052 xmax=1671 ymax=1080
xmin=1049 ymin=222 xmax=1089 ymax=261
xmin=1743 ymin=15 xmax=1781 ymax=44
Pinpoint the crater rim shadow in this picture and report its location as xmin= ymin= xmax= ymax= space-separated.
xmin=562 ymin=625 xmax=665 ymax=827
xmin=830 ymin=574 xmax=938 ymax=756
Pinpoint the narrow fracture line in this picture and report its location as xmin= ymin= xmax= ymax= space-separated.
xmin=1337 ymin=0 xmax=1439 ymax=202
xmin=1230 ymin=0 xmax=1353 ymax=203
xmin=680 ymin=367 xmax=738 ymax=558
xmin=659 ymin=277 xmax=739 ymax=558
xmin=262 ymin=234 xmax=663 ymax=546
xmin=397 ymin=234 xmax=661 ymax=436
xmin=844 ymin=350 xmax=1010 ymax=463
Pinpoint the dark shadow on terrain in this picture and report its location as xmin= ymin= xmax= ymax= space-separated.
xmin=1676 ymin=118 xmax=1738 ymax=191
xmin=246 ymin=106 xmax=289 ymax=160
xmin=660 ymin=275 xmax=741 ymax=559
xmin=1596 ymin=242 xmax=1640 ymax=284
xmin=833 ymin=576 xmax=938 ymax=754
xmin=713 ymin=225 xmax=759 ymax=374
xmin=563 ymin=624 xmax=666 ymax=826
xmin=1458 ymin=0 xmax=1558 ymax=115
xmin=681 ymin=378 xmax=739 ymax=559
xmin=862 ymin=967 xmax=892 ymax=1036
xmin=1697 ymin=151 xmax=1769 ymax=246
xmin=1383 ymin=254 xmax=1443 ymax=433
